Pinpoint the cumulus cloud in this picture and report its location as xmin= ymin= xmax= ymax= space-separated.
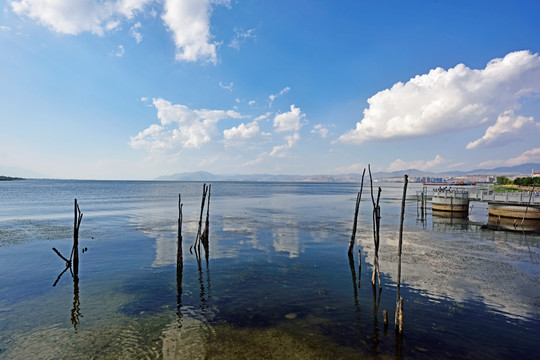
xmin=11 ymin=0 xmax=228 ymax=63
xmin=273 ymin=105 xmax=305 ymax=133
xmin=223 ymin=120 xmax=260 ymax=145
xmin=388 ymin=155 xmax=446 ymax=172
xmin=466 ymin=110 xmax=539 ymax=149
xmin=311 ymin=124 xmax=329 ymax=138
xmin=130 ymin=98 xmax=243 ymax=151
xmin=479 ymin=147 xmax=540 ymax=168
xmin=162 ymin=0 xmax=229 ymax=64
xmin=229 ymin=27 xmax=255 ymax=50
xmin=269 ymin=87 xmax=290 ymax=108
xmin=11 ymin=0 xmax=152 ymax=35
xmin=338 ymin=51 xmax=540 ymax=145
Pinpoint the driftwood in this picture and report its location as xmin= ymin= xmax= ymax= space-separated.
xmin=395 ymin=175 xmax=408 ymax=332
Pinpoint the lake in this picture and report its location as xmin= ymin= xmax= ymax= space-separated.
xmin=1 ymin=180 xmax=539 ymax=359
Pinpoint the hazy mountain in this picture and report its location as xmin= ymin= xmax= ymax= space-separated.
xmin=0 ymin=166 xmax=47 ymax=179
xmin=156 ymin=163 xmax=540 ymax=182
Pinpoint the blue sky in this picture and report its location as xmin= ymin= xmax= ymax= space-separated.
xmin=1 ymin=0 xmax=540 ymax=180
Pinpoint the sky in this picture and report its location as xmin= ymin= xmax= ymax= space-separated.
xmin=1 ymin=0 xmax=540 ymax=180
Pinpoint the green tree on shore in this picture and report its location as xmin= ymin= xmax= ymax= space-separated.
xmin=496 ymin=176 xmax=511 ymax=185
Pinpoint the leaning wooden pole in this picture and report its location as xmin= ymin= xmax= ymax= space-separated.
xmin=71 ymin=199 xmax=83 ymax=277
xmin=201 ymin=184 xmax=211 ymax=259
xmin=192 ymin=184 xmax=208 ymax=254
xmin=177 ymin=194 xmax=183 ymax=269
xmin=177 ymin=194 xmax=184 ymax=325
xmin=374 ymin=187 xmax=382 ymax=289
xmin=73 ymin=199 xmax=79 ymax=273
xmin=395 ymin=175 xmax=408 ymax=333
xmin=348 ymin=169 xmax=366 ymax=255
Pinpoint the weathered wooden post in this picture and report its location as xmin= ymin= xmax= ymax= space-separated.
xmin=177 ymin=194 xmax=183 ymax=270
xmin=348 ymin=169 xmax=366 ymax=255
xmin=395 ymin=175 xmax=408 ymax=333
xmin=177 ymin=194 xmax=183 ymax=326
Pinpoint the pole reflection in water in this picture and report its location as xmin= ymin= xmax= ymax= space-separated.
xmin=71 ymin=272 xmax=82 ymax=331
xmin=348 ymin=251 xmax=359 ymax=311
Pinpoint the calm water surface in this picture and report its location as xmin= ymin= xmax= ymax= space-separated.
xmin=0 ymin=180 xmax=539 ymax=359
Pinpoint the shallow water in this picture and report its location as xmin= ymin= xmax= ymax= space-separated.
xmin=0 ymin=180 xmax=539 ymax=359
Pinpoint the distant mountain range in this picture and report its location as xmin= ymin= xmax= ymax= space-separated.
xmin=155 ymin=163 xmax=540 ymax=182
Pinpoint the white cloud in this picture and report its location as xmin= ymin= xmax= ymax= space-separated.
xmin=0 ymin=25 xmax=11 ymax=31
xmin=388 ymin=155 xmax=445 ymax=172
xmin=219 ymin=81 xmax=233 ymax=91
xmin=248 ymin=100 xmax=256 ymax=106
xmin=270 ymin=133 xmax=299 ymax=158
xmin=479 ymin=147 xmax=540 ymax=168
xmin=11 ymin=0 xmax=152 ymax=35
xmin=273 ymin=105 xmax=305 ymax=133
xmin=130 ymin=98 xmax=243 ymax=151
xmin=311 ymin=124 xmax=329 ymax=138
xmin=466 ymin=110 xmax=539 ymax=149
xmin=229 ymin=27 xmax=255 ymax=50
xmin=162 ymin=0 xmax=229 ymax=64
xmin=223 ymin=120 xmax=260 ymax=145
xmin=255 ymin=112 xmax=272 ymax=122
xmin=269 ymin=86 xmax=290 ymax=107
xmin=11 ymin=0 xmax=228 ymax=63
xmin=112 ymin=44 xmax=125 ymax=57
xmin=338 ymin=51 xmax=540 ymax=145
xmin=332 ymin=163 xmax=366 ymax=174
xmin=130 ymin=21 xmax=142 ymax=43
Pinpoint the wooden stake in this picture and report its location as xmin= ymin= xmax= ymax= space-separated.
xmin=348 ymin=169 xmax=366 ymax=255
xmin=192 ymin=184 xmax=208 ymax=254
xmin=395 ymin=175 xmax=408 ymax=331
xmin=201 ymin=185 xmax=211 ymax=258
xmin=177 ymin=194 xmax=183 ymax=269
xmin=368 ymin=165 xmax=383 ymax=289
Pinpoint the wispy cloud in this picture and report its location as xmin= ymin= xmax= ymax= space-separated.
xmin=219 ymin=81 xmax=234 ymax=91
xmin=0 ymin=25 xmax=11 ymax=31
xmin=479 ymin=147 xmax=540 ymax=168
xmin=269 ymin=133 xmax=300 ymax=158
xmin=466 ymin=110 xmax=539 ymax=149
xmin=311 ymin=124 xmax=329 ymax=138
xmin=10 ymin=0 xmax=152 ymax=35
xmin=229 ymin=27 xmax=256 ymax=50
xmin=269 ymin=86 xmax=290 ymax=108
xmin=130 ymin=22 xmax=142 ymax=43
xmin=112 ymin=44 xmax=125 ymax=57
xmin=388 ymin=155 xmax=446 ymax=172
xmin=338 ymin=51 xmax=540 ymax=147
